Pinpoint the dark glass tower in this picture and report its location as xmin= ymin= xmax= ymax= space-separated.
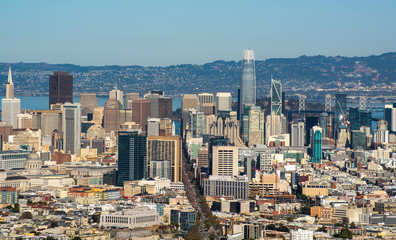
xmin=117 ymin=131 xmax=147 ymax=186
xmin=49 ymin=71 xmax=73 ymax=107
xmin=238 ymin=50 xmax=256 ymax=121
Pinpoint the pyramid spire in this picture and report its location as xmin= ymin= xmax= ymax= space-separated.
xmin=7 ymin=67 xmax=12 ymax=84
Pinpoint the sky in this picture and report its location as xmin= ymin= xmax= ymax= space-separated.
xmin=0 ymin=0 xmax=395 ymax=66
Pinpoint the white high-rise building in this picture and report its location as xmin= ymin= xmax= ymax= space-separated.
xmin=198 ymin=93 xmax=214 ymax=104
xmin=291 ymin=121 xmax=305 ymax=146
xmin=216 ymin=92 xmax=232 ymax=112
xmin=291 ymin=229 xmax=313 ymax=240
xmin=109 ymin=86 xmax=124 ymax=107
xmin=2 ymin=67 xmax=20 ymax=129
xmin=62 ymin=103 xmax=81 ymax=154
xmin=212 ymin=146 xmax=238 ymax=177
xmin=248 ymin=106 xmax=264 ymax=146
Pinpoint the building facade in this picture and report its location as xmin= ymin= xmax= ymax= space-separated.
xmin=49 ymin=71 xmax=73 ymax=107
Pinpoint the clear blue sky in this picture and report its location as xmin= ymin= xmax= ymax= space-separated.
xmin=0 ymin=0 xmax=395 ymax=66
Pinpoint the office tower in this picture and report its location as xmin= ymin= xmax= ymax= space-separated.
xmin=198 ymin=93 xmax=214 ymax=104
xmin=206 ymin=112 xmax=241 ymax=145
xmin=212 ymin=146 xmax=238 ymax=177
xmin=291 ymin=121 xmax=305 ymax=147
xmin=350 ymin=130 xmax=366 ymax=149
xmin=319 ymin=113 xmax=329 ymax=139
xmin=188 ymin=110 xmax=206 ymax=138
xmin=198 ymin=148 xmax=209 ymax=169
xmin=265 ymin=113 xmax=282 ymax=145
xmin=103 ymin=99 xmax=120 ymax=132
xmin=17 ymin=113 xmax=32 ymax=129
xmin=49 ymin=71 xmax=73 ymax=107
xmin=147 ymin=136 xmax=182 ymax=182
xmin=208 ymin=136 xmax=230 ymax=175
xmin=305 ymin=116 xmax=319 ymax=146
xmin=182 ymin=94 xmax=199 ymax=110
xmin=239 ymin=49 xmax=256 ymax=121
xmin=200 ymin=103 xmax=215 ymax=116
xmin=2 ymin=99 xmax=20 ymax=129
xmin=248 ymin=106 xmax=264 ymax=146
xmin=144 ymin=91 xmax=172 ymax=119
xmin=92 ymin=107 xmax=104 ymax=125
xmin=132 ymin=99 xmax=151 ymax=131
xmin=62 ymin=103 xmax=81 ymax=154
xmin=80 ymin=93 xmax=98 ymax=116
xmin=334 ymin=93 xmax=347 ymax=126
xmin=336 ymin=125 xmax=348 ymax=148
xmin=216 ymin=92 xmax=232 ymax=112
xmin=32 ymin=110 xmax=63 ymax=137
xmin=149 ymin=160 xmax=171 ymax=180
xmin=310 ymin=126 xmax=322 ymax=163
xmin=5 ymin=67 xmax=14 ymax=99
xmin=147 ymin=118 xmax=161 ymax=136
xmin=125 ymin=93 xmax=140 ymax=110
xmin=117 ymin=131 xmax=147 ymax=186
xmin=270 ymin=79 xmax=282 ymax=115
xmin=160 ymin=118 xmax=172 ymax=136
xmin=2 ymin=67 xmax=20 ymax=129
xmin=119 ymin=109 xmax=133 ymax=126
xmin=349 ymin=108 xmax=372 ymax=132
xmin=241 ymin=105 xmax=252 ymax=144
xmin=109 ymin=86 xmax=124 ymax=107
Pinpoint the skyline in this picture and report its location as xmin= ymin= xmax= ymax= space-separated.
xmin=0 ymin=0 xmax=395 ymax=66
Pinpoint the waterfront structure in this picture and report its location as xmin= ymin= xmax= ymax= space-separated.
xmin=310 ymin=126 xmax=322 ymax=163
xmin=62 ymin=103 xmax=81 ymax=155
xmin=103 ymin=99 xmax=120 ymax=133
xmin=239 ymin=50 xmax=256 ymax=121
xmin=147 ymin=136 xmax=182 ymax=182
xmin=117 ymin=131 xmax=147 ymax=186
xmin=270 ymin=79 xmax=282 ymax=115
xmin=49 ymin=71 xmax=73 ymax=107
xmin=216 ymin=92 xmax=232 ymax=112
xmin=203 ymin=175 xmax=249 ymax=199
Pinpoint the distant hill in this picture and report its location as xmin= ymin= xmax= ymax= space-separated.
xmin=0 ymin=52 xmax=395 ymax=99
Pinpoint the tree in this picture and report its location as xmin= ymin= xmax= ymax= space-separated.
xmin=92 ymin=213 xmax=101 ymax=223
xmin=266 ymin=224 xmax=276 ymax=231
xmin=333 ymin=227 xmax=352 ymax=239
xmin=341 ymin=217 xmax=349 ymax=226
xmin=20 ymin=211 xmax=33 ymax=219
xmin=72 ymin=237 xmax=82 ymax=240
xmin=184 ymin=225 xmax=202 ymax=240
xmin=12 ymin=203 xmax=20 ymax=213
xmin=350 ymin=222 xmax=356 ymax=228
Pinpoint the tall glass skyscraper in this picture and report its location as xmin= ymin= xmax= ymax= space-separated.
xmin=117 ymin=131 xmax=147 ymax=186
xmin=310 ymin=126 xmax=322 ymax=163
xmin=335 ymin=93 xmax=347 ymax=125
xmin=238 ymin=50 xmax=256 ymax=121
xmin=270 ymin=79 xmax=282 ymax=115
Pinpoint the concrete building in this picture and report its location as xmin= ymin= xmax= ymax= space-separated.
xmin=125 ymin=92 xmax=140 ymax=110
xmin=198 ymin=93 xmax=214 ymax=105
xmin=100 ymin=209 xmax=159 ymax=229
xmin=109 ymin=86 xmax=123 ymax=107
xmin=302 ymin=182 xmax=329 ymax=197
xmin=291 ymin=121 xmax=305 ymax=147
xmin=79 ymin=93 xmax=98 ymax=116
xmin=17 ymin=113 xmax=32 ymax=129
xmin=212 ymin=146 xmax=238 ymax=177
xmin=2 ymin=99 xmax=20 ymax=129
xmin=32 ymin=110 xmax=63 ymax=137
xmin=203 ymin=175 xmax=249 ymax=199
xmin=248 ymin=106 xmax=264 ymax=146
xmin=265 ymin=112 xmax=282 ymax=144
xmin=103 ymin=98 xmax=120 ymax=133
xmin=147 ymin=118 xmax=161 ymax=136
xmin=170 ymin=209 xmax=196 ymax=231
xmin=62 ymin=103 xmax=81 ymax=155
xmin=132 ymin=99 xmax=151 ymax=132
xmin=147 ymin=136 xmax=182 ymax=182
xmin=182 ymin=94 xmax=199 ymax=110
xmin=291 ymin=229 xmax=313 ymax=240
xmin=216 ymin=92 xmax=232 ymax=112
xmin=0 ymin=151 xmax=29 ymax=169
xmin=206 ymin=112 xmax=241 ymax=145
